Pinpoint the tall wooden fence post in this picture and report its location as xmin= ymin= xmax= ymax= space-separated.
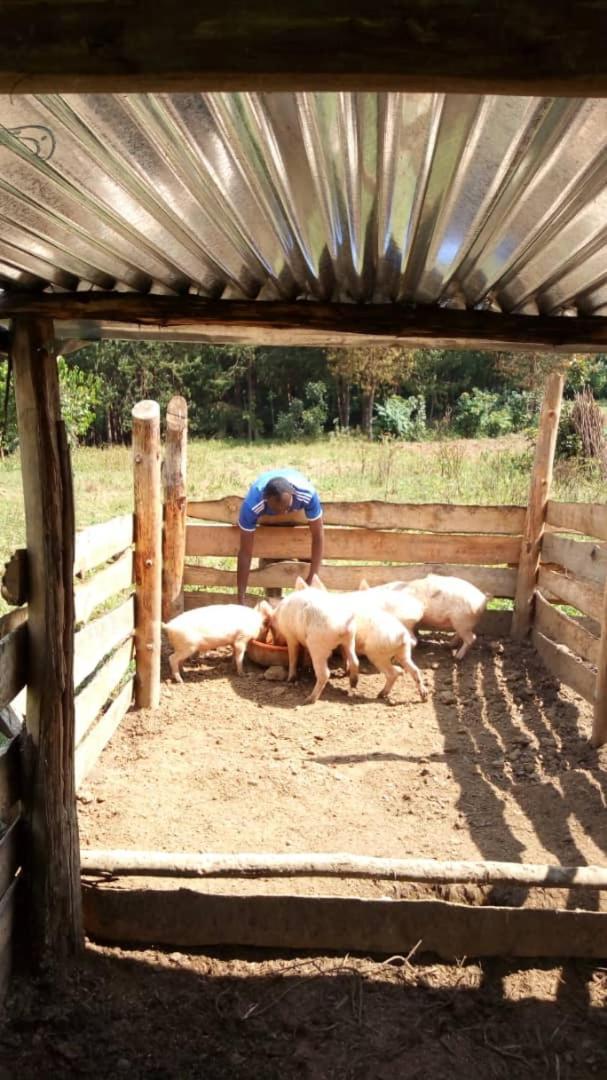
xmin=133 ymin=400 xmax=162 ymax=709
xmin=162 ymin=396 xmax=188 ymax=622
xmin=592 ymin=583 xmax=607 ymax=747
xmin=511 ymin=370 xmax=564 ymax=640
xmin=11 ymin=316 xmax=83 ymax=965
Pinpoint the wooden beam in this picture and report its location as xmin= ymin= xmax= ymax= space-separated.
xmin=542 ymin=533 xmax=607 ymax=588
xmin=512 ymin=372 xmax=564 ymax=639
xmin=0 ymin=549 xmax=28 ymax=608
xmin=0 ymin=737 xmax=21 ymax=822
xmin=532 ymin=629 xmax=596 ymax=704
xmin=74 ymin=514 xmax=133 ymax=576
xmin=75 ymin=639 xmax=134 ymax=747
xmin=11 ymin=316 xmax=83 ymax=965
xmin=82 ymin=882 xmax=607 ymax=959
xmin=0 ymin=622 xmax=27 ymax=711
xmin=162 ymin=396 xmax=188 ymax=622
xmin=186 ymin=523 xmax=521 ymax=565
xmin=75 ymin=678 xmax=134 ymax=790
xmin=74 ymin=597 xmax=134 ymax=690
xmin=546 ymin=501 xmax=607 ymax=542
xmin=133 ymin=401 xmax=162 ymax=709
xmin=79 ymin=848 xmax=607 ymax=890
xmin=74 ymin=549 xmax=133 ymax=626
xmin=1 ymin=295 xmax=607 ymax=352
xmin=535 ymin=592 xmax=599 ymax=666
xmin=0 ymin=3 xmax=606 ymax=96
xmin=188 ymin=497 xmax=526 ymax=535
xmin=537 ymin=567 xmax=603 ymax=622
xmin=592 ymin=570 xmax=607 ymax=748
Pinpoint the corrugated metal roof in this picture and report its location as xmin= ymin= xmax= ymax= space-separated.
xmin=0 ymin=92 xmax=606 ymax=341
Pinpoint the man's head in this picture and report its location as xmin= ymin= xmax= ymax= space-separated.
xmin=264 ymin=476 xmax=295 ymax=514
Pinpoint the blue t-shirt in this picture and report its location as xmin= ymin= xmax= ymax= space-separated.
xmin=238 ymin=468 xmax=323 ymax=531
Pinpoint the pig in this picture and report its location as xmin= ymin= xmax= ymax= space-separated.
xmin=268 ymin=577 xmax=358 ymax=704
xmin=361 ymin=574 xmax=487 ymax=660
xmin=311 ymin=576 xmax=427 ymax=701
xmin=162 ymin=600 xmax=273 ymax=682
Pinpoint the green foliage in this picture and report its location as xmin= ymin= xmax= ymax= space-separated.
xmin=374 ymin=394 xmax=426 ymax=440
xmin=454 ymin=388 xmax=538 ymax=438
xmin=275 ymin=381 xmax=329 ymax=441
xmin=57 ymin=357 xmax=102 ymax=443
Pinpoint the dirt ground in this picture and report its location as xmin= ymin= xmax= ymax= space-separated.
xmin=78 ymin=635 xmax=607 ymax=895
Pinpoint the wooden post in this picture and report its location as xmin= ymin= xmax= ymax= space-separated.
xmin=511 ymin=371 xmax=564 ymax=640
xmin=592 ymin=582 xmax=607 ymax=747
xmin=11 ymin=316 xmax=83 ymax=965
xmin=162 ymin=395 xmax=187 ymax=622
xmin=133 ymin=400 xmax=162 ymax=709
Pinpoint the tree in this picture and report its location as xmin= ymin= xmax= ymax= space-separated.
xmin=327 ymin=346 xmax=414 ymax=437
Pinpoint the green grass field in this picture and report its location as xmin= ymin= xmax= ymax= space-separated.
xmin=1 ymin=432 xmax=605 ymax=616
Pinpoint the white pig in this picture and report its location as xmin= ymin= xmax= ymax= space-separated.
xmin=311 ymin=576 xmax=427 ymax=701
xmin=362 ymin=574 xmax=487 ymax=660
xmin=269 ymin=577 xmax=358 ymax=704
xmin=162 ymin=601 xmax=273 ymax=682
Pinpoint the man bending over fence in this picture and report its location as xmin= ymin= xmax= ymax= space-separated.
xmin=237 ymin=468 xmax=324 ymax=604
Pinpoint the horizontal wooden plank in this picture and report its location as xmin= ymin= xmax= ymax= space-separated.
xmin=0 ymin=738 xmax=21 ymax=821
xmin=75 ymin=678 xmax=134 ymax=791
xmin=546 ymin=502 xmax=607 ymax=542
xmin=535 ymin=593 xmax=599 ymax=666
xmin=4 ymin=294 xmax=607 ymax=353
xmin=542 ymin=533 xmax=607 ymax=587
xmin=532 ymin=630 xmax=596 ymax=703
xmin=0 ymin=875 xmax=18 ymax=1004
xmin=74 ymin=597 xmax=134 ymax=689
xmin=186 ymin=524 xmax=521 ymax=566
xmin=75 ymin=640 xmax=134 ymax=747
xmin=188 ymin=497 xmax=526 ymax=535
xmin=0 ymin=817 xmax=21 ymax=901
xmin=0 ymin=549 xmax=27 ymax=607
xmin=0 ymin=622 xmax=27 ymax=711
xmin=74 ymin=514 xmax=133 ymax=576
xmin=537 ymin=567 xmax=603 ymax=622
xmin=82 ymin=883 xmax=607 ymax=959
xmin=0 ymin=608 xmax=27 ymax=638
xmin=74 ymin=549 xmax=134 ymax=625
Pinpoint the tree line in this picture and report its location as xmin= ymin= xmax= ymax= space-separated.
xmin=1 ymin=341 xmax=606 ymax=452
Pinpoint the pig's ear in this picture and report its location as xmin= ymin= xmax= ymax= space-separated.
xmin=311 ymin=574 xmax=326 ymax=591
xmin=359 ymin=579 xmax=370 ymax=590
xmin=258 ymin=600 xmax=273 ymax=618
xmin=295 ymin=576 xmax=308 ymax=590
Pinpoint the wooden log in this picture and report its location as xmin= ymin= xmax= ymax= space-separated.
xmin=74 ymin=514 xmax=133 ymax=576
xmin=82 ymin=882 xmax=607 ymax=960
xmin=74 ymin=597 xmax=134 ymax=690
xmin=0 ymin=817 xmax=21 ymax=900
xmin=75 ymin=678 xmax=134 ymax=790
xmin=183 ymin=561 xmax=517 ymax=596
xmin=11 ymin=316 xmax=83 ymax=963
xmin=2 ymin=293 xmax=607 ymax=352
xmin=74 ymin=549 xmax=133 ymax=626
xmin=162 ymin=396 xmax=188 ymax=622
xmin=537 ymin=567 xmax=603 ymax=622
xmin=535 ymin=592 xmax=599 ymax=666
xmin=0 ymin=737 xmax=21 ymax=822
xmin=188 ymin=497 xmax=526 ymax=535
xmin=592 ymin=570 xmax=607 ymax=747
xmin=133 ymin=401 xmax=162 ymax=710
xmin=546 ymin=501 xmax=607 ymax=542
xmin=75 ymin=640 xmax=134 ymax=747
xmin=0 ymin=876 xmax=18 ymax=1004
xmin=0 ymin=608 xmax=27 ymax=638
xmin=186 ymin=523 xmax=521 ymax=565
xmin=0 ymin=549 xmax=28 ymax=607
xmin=79 ymin=848 xmax=607 ymax=889
xmin=512 ymin=372 xmax=564 ymax=639
xmin=542 ymin=533 xmax=607 ymax=588
xmin=532 ymin=630 xmax=596 ymax=704
xmin=0 ymin=705 xmax=22 ymax=741
xmin=0 ymin=622 xmax=27 ymax=710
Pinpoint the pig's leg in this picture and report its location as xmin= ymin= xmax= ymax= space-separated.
xmin=394 ymin=642 xmax=428 ymax=701
xmin=451 ymin=619 xmax=477 ymax=660
xmin=304 ymin=650 xmax=330 ymax=704
xmin=232 ymin=635 xmax=248 ymax=675
xmin=342 ymin=626 xmax=359 ymax=688
xmin=285 ymin=635 xmax=301 ymax=682
xmin=369 ymin=653 xmax=401 ymax=699
xmin=168 ymin=643 xmax=196 ymax=683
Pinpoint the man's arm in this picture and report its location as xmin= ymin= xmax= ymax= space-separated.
xmin=306 ymin=517 xmax=324 ymax=584
xmin=237 ymin=528 xmax=256 ymax=604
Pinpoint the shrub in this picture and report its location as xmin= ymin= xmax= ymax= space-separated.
xmin=275 ymin=381 xmax=328 ymax=441
xmin=454 ymin=388 xmax=538 ymax=438
xmin=374 ymin=394 xmax=426 ymax=440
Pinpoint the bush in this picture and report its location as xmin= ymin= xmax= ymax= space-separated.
xmin=275 ymin=381 xmax=328 ymax=441
xmin=374 ymin=394 xmax=426 ymax=440
xmin=454 ymin=388 xmax=538 ymax=438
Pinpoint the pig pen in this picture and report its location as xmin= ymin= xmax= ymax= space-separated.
xmin=74 ymin=412 xmax=607 ymax=958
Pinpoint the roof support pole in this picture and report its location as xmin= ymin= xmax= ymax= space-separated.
xmin=11 ymin=317 xmax=83 ymax=966
xmin=162 ymin=396 xmax=188 ymax=623
xmin=133 ymin=400 xmax=162 ymax=708
xmin=511 ymin=371 xmax=564 ymax=640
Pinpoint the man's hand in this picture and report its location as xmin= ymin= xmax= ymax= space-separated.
xmin=307 ymin=517 xmax=324 ymax=584
xmin=237 ymin=528 xmax=256 ymax=604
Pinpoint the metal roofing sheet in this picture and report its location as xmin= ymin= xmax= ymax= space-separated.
xmin=0 ymin=92 xmax=606 ymax=339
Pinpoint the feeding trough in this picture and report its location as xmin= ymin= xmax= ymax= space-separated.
xmin=247 ymin=637 xmax=290 ymax=668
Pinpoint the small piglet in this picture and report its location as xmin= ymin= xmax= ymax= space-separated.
xmin=269 ymin=577 xmax=358 ymax=704
xmin=163 ymin=601 xmax=272 ymax=682
xmin=366 ymin=574 xmax=487 ymax=659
